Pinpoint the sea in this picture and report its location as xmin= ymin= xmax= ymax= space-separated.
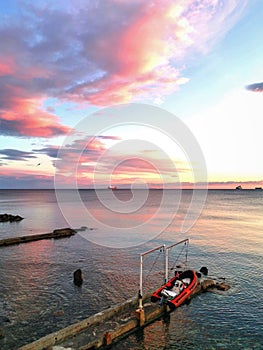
xmin=0 ymin=189 xmax=262 ymax=350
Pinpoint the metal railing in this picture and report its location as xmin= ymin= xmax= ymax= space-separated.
xmin=138 ymin=238 xmax=189 ymax=309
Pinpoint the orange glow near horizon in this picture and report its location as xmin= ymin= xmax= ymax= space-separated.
xmin=1 ymin=159 xmax=262 ymax=189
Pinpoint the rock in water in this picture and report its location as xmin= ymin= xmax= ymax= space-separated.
xmin=53 ymin=310 xmax=64 ymax=317
xmin=0 ymin=316 xmax=11 ymax=324
xmin=73 ymin=269 xmax=83 ymax=286
xmin=200 ymin=266 xmax=208 ymax=276
xmin=53 ymin=228 xmax=76 ymax=237
xmin=0 ymin=213 xmax=24 ymax=222
xmin=201 ymin=279 xmax=215 ymax=290
xmin=0 ymin=328 xmax=4 ymax=339
xmin=216 ymin=282 xmax=231 ymax=291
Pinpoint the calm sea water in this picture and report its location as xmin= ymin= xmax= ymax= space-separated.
xmin=0 ymin=189 xmax=262 ymax=349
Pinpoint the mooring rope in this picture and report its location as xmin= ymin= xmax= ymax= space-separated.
xmin=170 ymin=241 xmax=189 ymax=272
xmin=143 ymin=247 xmax=164 ymax=283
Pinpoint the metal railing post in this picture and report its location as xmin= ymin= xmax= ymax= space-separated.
xmin=165 ymin=246 xmax=169 ymax=283
xmin=138 ymin=244 xmax=165 ymax=310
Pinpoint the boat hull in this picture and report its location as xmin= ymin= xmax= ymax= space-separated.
xmin=151 ymin=270 xmax=197 ymax=310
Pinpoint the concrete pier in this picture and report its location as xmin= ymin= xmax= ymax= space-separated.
xmin=0 ymin=228 xmax=76 ymax=247
xmin=18 ymin=279 xmax=230 ymax=350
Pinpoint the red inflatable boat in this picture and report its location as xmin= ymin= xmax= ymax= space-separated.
xmin=151 ymin=270 xmax=198 ymax=310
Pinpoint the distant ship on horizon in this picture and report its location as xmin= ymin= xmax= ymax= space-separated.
xmin=235 ymin=185 xmax=243 ymax=190
xmin=108 ymin=185 xmax=117 ymax=190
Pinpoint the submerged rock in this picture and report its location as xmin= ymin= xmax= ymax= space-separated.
xmin=0 ymin=327 xmax=4 ymax=339
xmin=75 ymin=226 xmax=88 ymax=232
xmin=0 ymin=315 xmax=11 ymax=324
xmin=53 ymin=310 xmax=65 ymax=317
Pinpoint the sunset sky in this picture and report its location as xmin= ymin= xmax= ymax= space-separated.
xmin=0 ymin=0 xmax=262 ymax=189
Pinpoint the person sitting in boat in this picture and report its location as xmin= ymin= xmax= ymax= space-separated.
xmin=161 ymin=280 xmax=184 ymax=299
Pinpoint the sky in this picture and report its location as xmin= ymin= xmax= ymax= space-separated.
xmin=0 ymin=0 xmax=262 ymax=189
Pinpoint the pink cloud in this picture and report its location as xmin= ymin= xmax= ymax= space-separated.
xmin=1 ymin=100 xmax=71 ymax=137
xmin=83 ymin=2 xmax=191 ymax=105
xmin=0 ymin=59 xmax=70 ymax=137
xmin=246 ymin=82 xmax=263 ymax=93
xmin=110 ymin=157 xmax=188 ymax=176
xmin=54 ymin=134 xmax=190 ymax=188
xmin=77 ymin=0 xmax=248 ymax=106
xmin=0 ymin=168 xmax=54 ymax=189
xmin=0 ymin=57 xmax=16 ymax=75
xmin=0 ymin=0 xmax=249 ymax=137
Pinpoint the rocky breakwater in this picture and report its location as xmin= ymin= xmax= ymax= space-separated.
xmin=0 ymin=213 xmax=24 ymax=222
xmin=0 ymin=228 xmax=76 ymax=247
xmin=189 ymin=267 xmax=230 ymax=301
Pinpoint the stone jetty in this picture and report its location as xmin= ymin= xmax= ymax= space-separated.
xmin=0 ymin=228 xmax=76 ymax=247
xmin=18 ymin=276 xmax=230 ymax=350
